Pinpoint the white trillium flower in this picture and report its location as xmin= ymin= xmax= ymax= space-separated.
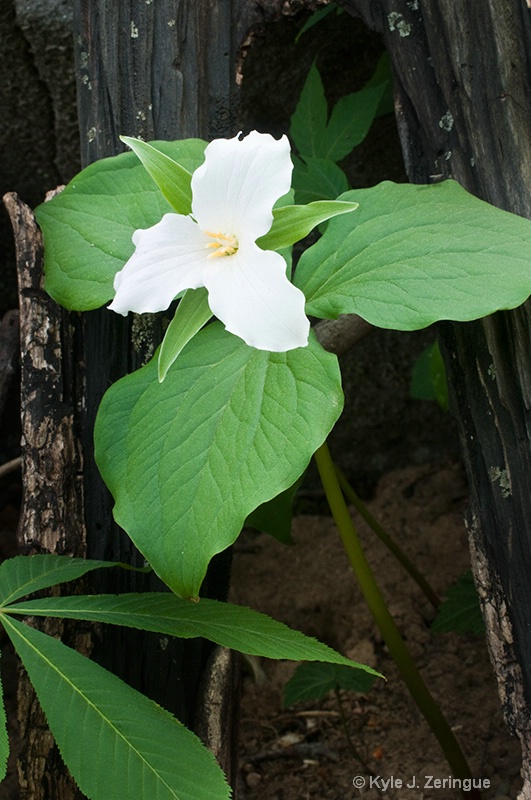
xmin=109 ymin=131 xmax=310 ymax=352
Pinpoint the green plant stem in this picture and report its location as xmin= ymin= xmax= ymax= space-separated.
xmin=314 ymin=441 xmax=479 ymax=797
xmin=335 ymin=467 xmax=441 ymax=609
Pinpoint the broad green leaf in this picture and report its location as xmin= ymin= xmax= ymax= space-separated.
xmin=432 ymin=571 xmax=485 ymax=636
xmin=283 ymin=661 xmax=377 ymax=707
xmin=322 ymin=82 xmax=387 ymax=162
xmin=3 ymin=616 xmax=229 ymax=800
xmin=5 ymin=594 xmax=379 ymax=676
xmin=257 ymin=200 xmax=358 ymax=251
xmin=245 ymin=476 xmax=304 ymax=545
xmin=0 ymin=654 xmax=8 ymax=782
xmin=295 ymin=181 xmax=531 ymax=328
xmin=36 ymin=139 xmax=207 ymax=311
xmin=0 ymin=554 xmax=142 ymax=607
xmin=120 ymin=136 xmax=194 ymax=214
xmin=94 ymin=323 xmax=343 ymax=599
xmin=158 ymin=289 xmax=212 ymax=381
xmin=292 ymin=156 xmax=349 ymax=204
xmin=290 ymin=62 xmax=328 ymax=160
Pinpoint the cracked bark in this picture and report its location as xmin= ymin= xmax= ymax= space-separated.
xmin=9 ymin=2 xmax=310 ymax=796
xmin=339 ymin=1 xmax=531 ymax=795
xmin=4 ymin=191 xmax=86 ymax=799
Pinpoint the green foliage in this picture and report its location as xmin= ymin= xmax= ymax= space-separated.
xmin=245 ymin=476 xmax=303 ymax=545
xmin=410 ymin=340 xmax=449 ymax=411
xmin=295 ymin=181 xmax=531 ymax=328
xmin=120 ymin=135 xmax=194 ymax=214
xmin=3 ymin=615 xmax=230 ymax=800
xmin=7 ymin=594 xmax=377 ymax=673
xmin=432 ymin=572 xmax=485 ymax=636
xmin=0 ymin=554 xmax=378 ymax=798
xmin=94 ymin=323 xmax=343 ymax=599
xmin=157 ymin=288 xmax=212 ymax=382
xmin=35 ymin=139 xmax=207 ymax=310
xmin=284 ymin=661 xmax=377 ymax=707
xmin=33 ymin=45 xmax=531 ymax=798
xmin=290 ymin=62 xmax=386 ymax=164
xmin=256 ymin=200 xmax=358 ymax=251
xmin=291 ymin=156 xmax=349 ymax=204
xmin=0 ymin=553 xmax=143 ymax=606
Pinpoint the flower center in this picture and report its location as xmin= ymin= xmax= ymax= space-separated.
xmin=205 ymin=231 xmax=239 ymax=258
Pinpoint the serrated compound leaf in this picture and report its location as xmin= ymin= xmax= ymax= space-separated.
xmin=94 ymin=323 xmax=343 ymax=598
xmin=284 ymin=661 xmax=378 ymax=707
xmin=0 ymin=554 xmax=140 ymax=607
xmin=295 ymin=181 xmax=531 ymax=328
xmin=432 ymin=571 xmax=485 ymax=636
xmin=323 ymin=82 xmax=387 ymax=162
xmin=6 ymin=595 xmax=379 ymax=677
xmin=257 ymin=200 xmax=358 ymax=251
xmin=0 ymin=654 xmax=8 ymax=782
xmin=292 ymin=156 xmax=349 ymax=204
xmin=3 ymin=616 xmax=229 ymax=800
xmin=290 ymin=63 xmax=328 ymax=159
xmin=36 ymin=139 xmax=207 ymax=311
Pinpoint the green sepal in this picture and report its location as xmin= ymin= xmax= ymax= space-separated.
xmin=257 ymin=200 xmax=358 ymax=251
xmin=120 ymin=135 xmax=196 ymax=214
xmin=158 ymin=288 xmax=212 ymax=381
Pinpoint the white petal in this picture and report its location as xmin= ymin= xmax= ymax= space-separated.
xmin=203 ymin=244 xmax=310 ymax=352
xmin=191 ymin=131 xmax=293 ymax=241
xmin=109 ymin=214 xmax=209 ymax=315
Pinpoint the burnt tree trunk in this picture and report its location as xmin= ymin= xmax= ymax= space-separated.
xmin=10 ymin=1 xmax=296 ymax=796
xmin=341 ymin=0 xmax=531 ymax=795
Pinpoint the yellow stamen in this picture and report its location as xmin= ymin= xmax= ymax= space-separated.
xmin=205 ymin=231 xmax=239 ymax=258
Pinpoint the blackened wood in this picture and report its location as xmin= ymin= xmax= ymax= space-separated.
xmin=70 ymin=0 xmax=250 ymax=728
xmin=4 ymin=191 xmax=86 ymax=799
xmin=70 ymin=0 xmax=318 ymax=716
xmin=0 ymin=309 xmax=19 ymax=423
xmin=340 ymin=1 xmax=531 ymax=794
xmin=69 ymin=0 xmax=306 ymax=784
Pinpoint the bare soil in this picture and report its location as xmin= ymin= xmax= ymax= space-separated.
xmin=230 ymin=460 xmax=522 ymax=800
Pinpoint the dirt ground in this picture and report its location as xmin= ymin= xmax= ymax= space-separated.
xmin=230 ymin=460 xmax=522 ymax=800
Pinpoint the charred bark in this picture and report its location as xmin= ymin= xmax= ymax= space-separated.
xmin=340 ymin=1 xmax=531 ymax=795
xmin=4 ymin=191 xmax=86 ymax=799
